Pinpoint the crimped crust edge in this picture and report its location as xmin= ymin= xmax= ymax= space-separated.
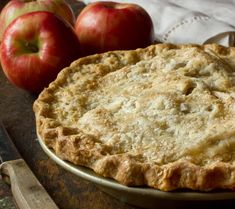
xmin=33 ymin=43 xmax=235 ymax=191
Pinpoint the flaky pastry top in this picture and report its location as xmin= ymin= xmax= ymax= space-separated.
xmin=34 ymin=44 xmax=235 ymax=191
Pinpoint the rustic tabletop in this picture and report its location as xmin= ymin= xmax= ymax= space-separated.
xmin=1 ymin=1 xmax=235 ymax=209
xmin=0 ymin=1 xmax=138 ymax=209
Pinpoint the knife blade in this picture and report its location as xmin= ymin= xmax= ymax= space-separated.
xmin=0 ymin=121 xmax=59 ymax=209
xmin=0 ymin=122 xmax=21 ymax=163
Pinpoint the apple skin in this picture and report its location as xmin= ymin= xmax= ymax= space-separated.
xmin=74 ymin=1 xmax=155 ymax=56
xmin=0 ymin=11 xmax=80 ymax=93
xmin=0 ymin=0 xmax=75 ymax=42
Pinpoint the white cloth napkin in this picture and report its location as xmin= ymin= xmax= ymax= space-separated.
xmin=83 ymin=0 xmax=235 ymax=46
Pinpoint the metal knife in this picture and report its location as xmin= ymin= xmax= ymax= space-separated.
xmin=0 ymin=121 xmax=59 ymax=209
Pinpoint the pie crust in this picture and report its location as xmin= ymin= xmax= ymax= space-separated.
xmin=33 ymin=43 xmax=235 ymax=191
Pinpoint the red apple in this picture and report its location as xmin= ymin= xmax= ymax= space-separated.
xmin=0 ymin=0 xmax=75 ymax=42
xmin=0 ymin=11 xmax=80 ymax=93
xmin=74 ymin=1 xmax=155 ymax=56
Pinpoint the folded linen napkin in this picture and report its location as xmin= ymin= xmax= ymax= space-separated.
xmin=83 ymin=0 xmax=235 ymax=46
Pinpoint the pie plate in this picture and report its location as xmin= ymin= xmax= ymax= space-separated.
xmin=38 ymin=135 xmax=235 ymax=209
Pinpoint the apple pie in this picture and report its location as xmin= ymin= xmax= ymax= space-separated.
xmin=33 ymin=43 xmax=235 ymax=191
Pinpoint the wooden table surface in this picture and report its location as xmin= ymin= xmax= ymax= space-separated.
xmin=0 ymin=1 xmax=137 ymax=209
xmin=1 ymin=1 xmax=235 ymax=209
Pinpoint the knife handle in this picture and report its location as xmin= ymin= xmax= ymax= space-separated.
xmin=0 ymin=159 xmax=59 ymax=209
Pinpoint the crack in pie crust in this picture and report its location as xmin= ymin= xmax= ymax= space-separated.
xmin=33 ymin=44 xmax=235 ymax=191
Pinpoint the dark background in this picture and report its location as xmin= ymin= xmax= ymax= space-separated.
xmin=1 ymin=1 xmax=235 ymax=209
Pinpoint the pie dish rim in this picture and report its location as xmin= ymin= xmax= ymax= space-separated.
xmin=37 ymin=133 xmax=235 ymax=202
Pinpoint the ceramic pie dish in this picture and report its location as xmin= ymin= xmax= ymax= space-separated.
xmin=37 ymin=134 xmax=235 ymax=209
xmin=33 ymin=43 xmax=235 ymax=193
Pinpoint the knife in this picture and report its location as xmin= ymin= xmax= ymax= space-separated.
xmin=0 ymin=121 xmax=59 ymax=209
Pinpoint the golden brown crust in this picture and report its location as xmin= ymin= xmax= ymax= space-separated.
xmin=33 ymin=43 xmax=235 ymax=191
